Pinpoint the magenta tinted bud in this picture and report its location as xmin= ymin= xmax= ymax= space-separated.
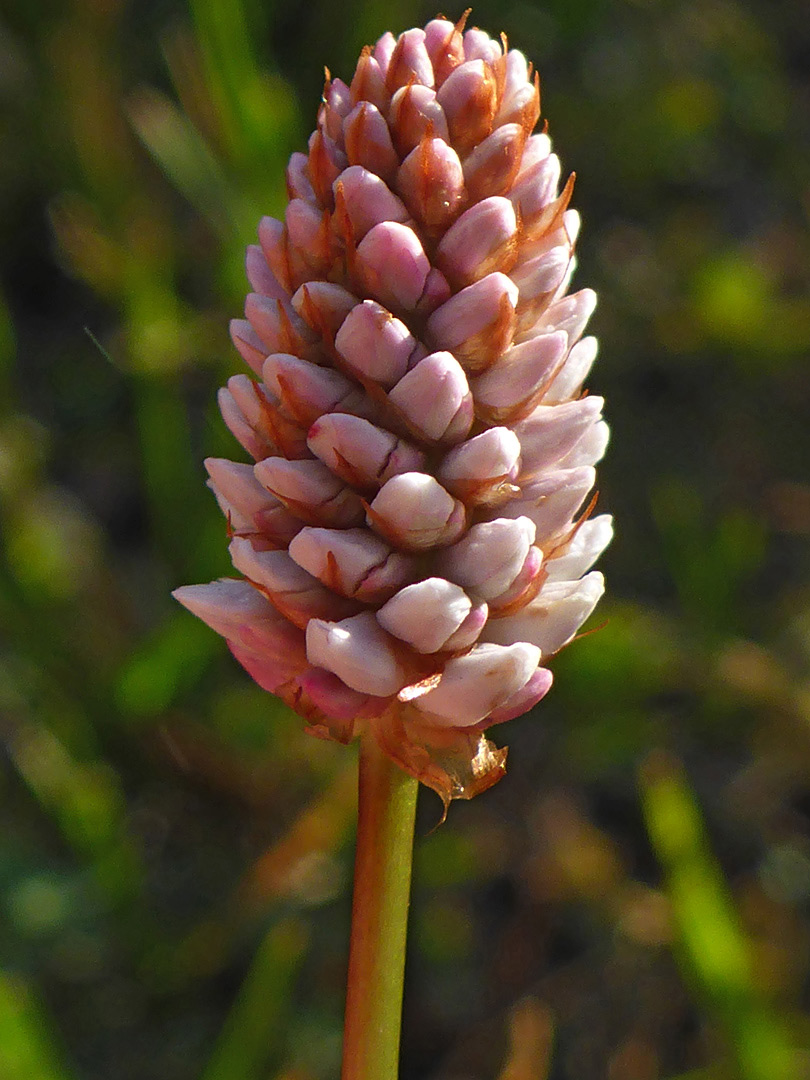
xmin=388 ymin=84 xmax=448 ymax=155
xmin=472 ymin=330 xmax=569 ymax=422
xmin=229 ymin=538 xmax=359 ymax=627
xmin=289 ymin=526 xmax=416 ymax=603
xmin=254 ymin=457 xmax=365 ymax=527
xmin=463 ymin=28 xmax=503 ymax=64
xmin=436 ymin=59 xmax=497 ymax=153
xmin=385 ymin=28 xmax=435 ymax=91
xmin=487 ymin=667 xmax=553 ymax=726
xmin=291 ymin=281 xmax=358 ymax=340
xmin=436 ymin=196 xmax=518 ymax=287
xmin=334 ymin=165 xmax=409 ymax=240
xmin=377 ymin=577 xmax=473 ymax=653
xmin=368 ymin=472 xmax=466 ymax=551
xmin=501 ymin=466 xmax=596 ymax=543
xmin=205 ymin=457 xmax=280 ymax=532
xmin=463 ymin=123 xmax=526 ymax=201
xmin=423 ymin=18 xmax=465 ymax=82
xmin=513 ymin=397 xmax=605 ymax=479
xmin=396 ymin=138 xmax=465 ymax=230
xmin=307 ymin=611 xmax=410 ymax=697
xmin=262 ymin=353 xmax=366 ymax=426
xmin=285 ymin=152 xmax=316 ymax=203
xmin=343 ymin=102 xmax=399 ymax=180
xmin=544 ymin=336 xmax=599 ymax=403
xmin=437 ymin=516 xmax=536 ymax=600
xmin=483 ymin=572 xmax=605 ymax=656
xmin=244 ymin=293 xmax=318 ymax=361
xmin=388 ymin=351 xmax=473 ymax=443
xmin=427 ymin=272 xmax=519 ymax=373
xmin=411 ymin=642 xmax=541 ymax=727
xmin=438 ymin=427 xmax=521 ymax=505
xmin=355 ymin=222 xmax=431 ymax=313
xmin=307 ymin=413 xmax=425 ymax=488
xmin=350 ymin=49 xmax=388 ymax=111
xmin=335 ymin=299 xmax=418 ymax=388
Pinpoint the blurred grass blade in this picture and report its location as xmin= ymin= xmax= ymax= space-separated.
xmin=496 ymin=997 xmax=554 ymax=1080
xmin=188 ymin=0 xmax=293 ymax=168
xmin=640 ymin=752 xmax=800 ymax=1080
xmin=201 ymin=918 xmax=309 ymax=1080
xmin=116 ymin=610 xmax=221 ymax=718
xmin=8 ymin=722 xmax=142 ymax=907
xmin=128 ymin=88 xmax=249 ymax=239
xmin=0 ymin=972 xmax=76 ymax=1080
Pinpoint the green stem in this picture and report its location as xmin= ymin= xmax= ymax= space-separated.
xmin=341 ymin=731 xmax=419 ymax=1080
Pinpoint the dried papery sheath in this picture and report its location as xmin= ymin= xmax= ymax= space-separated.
xmin=175 ymin=14 xmax=611 ymax=808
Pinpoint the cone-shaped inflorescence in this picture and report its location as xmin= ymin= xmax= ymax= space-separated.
xmin=175 ymin=15 xmax=611 ymax=806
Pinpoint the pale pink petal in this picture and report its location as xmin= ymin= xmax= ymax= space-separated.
xmin=306 ymin=611 xmax=409 ymax=696
xmin=411 ymin=642 xmax=540 ymax=727
xmin=377 ymin=578 xmax=472 ymax=653
xmin=369 ymin=472 xmax=466 ymax=550
xmin=481 ymin=572 xmax=605 ymax=655
xmin=437 ymin=516 xmax=536 ymax=600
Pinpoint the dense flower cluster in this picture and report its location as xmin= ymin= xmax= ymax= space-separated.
xmin=175 ymin=16 xmax=611 ymax=804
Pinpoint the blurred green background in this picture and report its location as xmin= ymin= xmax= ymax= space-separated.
xmin=1 ymin=0 xmax=809 ymax=1077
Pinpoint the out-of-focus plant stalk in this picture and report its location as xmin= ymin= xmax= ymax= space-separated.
xmin=341 ymin=730 xmax=418 ymax=1080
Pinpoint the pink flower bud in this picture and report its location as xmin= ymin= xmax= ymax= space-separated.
xmin=410 ymin=642 xmax=541 ymax=727
xmin=307 ymin=611 xmax=410 ymax=696
xmin=437 ymin=516 xmax=536 ymax=600
xmin=385 ymin=28 xmax=434 ymax=92
xmin=544 ymin=335 xmax=599 ymax=403
xmin=289 ymin=526 xmax=416 ymax=603
xmin=436 ymin=60 xmax=497 ymax=154
xmin=423 ymin=18 xmax=465 ymax=84
xmin=471 ymin=330 xmax=569 ymax=423
xmin=387 ymin=350 xmax=473 ymax=443
xmin=463 ymin=123 xmax=527 ymax=202
xmin=285 ymin=199 xmax=334 ymax=277
xmin=355 ymin=221 xmax=431 ymax=312
xmin=245 ymin=244 xmax=285 ymax=299
xmin=244 ymin=294 xmax=318 ymax=362
xmin=286 ymin=153 xmax=315 ymax=203
xmin=291 ymin=281 xmax=357 ymax=341
xmin=343 ymin=102 xmax=399 ymax=180
xmin=436 ymin=196 xmax=518 ymax=287
xmin=396 ymin=137 xmax=465 ymax=231
xmin=335 ymin=299 xmax=419 ymax=387
xmin=368 ymin=472 xmax=466 ymax=550
xmin=463 ymin=28 xmax=503 ymax=65
xmin=173 ymin=579 xmax=308 ymax=692
xmin=350 ymin=48 xmax=388 ymax=112
xmin=308 ymin=413 xmax=425 ymax=488
xmin=262 ymin=353 xmax=367 ymax=427
xmin=437 ymin=426 xmax=521 ymax=505
xmin=229 ymin=318 xmax=269 ymax=374
xmin=501 ymin=466 xmax=596 ymax=542
xmin=254 ymin=457 xmax=365 ymax=527
xmin=229 ymin=538 xmax=360 ymax=627
xmin=205 ymin=458 xmax=287 ymax=533
xmin=377 ymin=578 xmax=474 ymax=653
xmin=427 ymin=272 xmax=518 ymax=372
xmin=513 ymin=397 xmax=605 ymax=478
xmin=333 ymin=165 xmax=409 ymax=241
xmin=388 ymin=84 xmax=448 ymax=157
xmin=482 ymin=571 xmax=605 ymax=656
xmin=545 ymin=516 xmax=614 ymax=582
